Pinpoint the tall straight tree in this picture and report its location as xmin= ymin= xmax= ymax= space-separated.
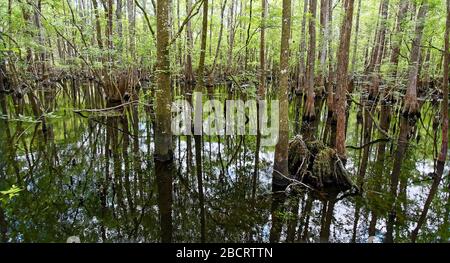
xmin=227 ymin=0 xmax=236 ymax=74
xmin=334 ymin=0 xmax=355 ymax=158
xmin=185 ymin=0 xmax=194 ymax=83
xmin=350 ymin=0 xmax=361 ymax=73
xmin=155 ymin=0 xmax=173 ymax=161
xmin=258 ymin=0 xmax=267 ymax=98
xmin=304 ymin=0 xmax=317 ymax=120
xmin=403 ymin=2 xmax=428 ymax=116
xmin=127 ymin=0 xmax=136 ymax=58
xmin=297 ymin=0 xmax=308 ymax=93
xmin=155 ymin=0 xmax=173 ymax=243
xmin=389 ymin=1 xmax=409 ymax=80
xmin=318 ymin=0 xmax=329 ymax=87
xmin=273 ymin=0 xmax=291 ymax=190
xmin=270 ymin=0 xmax=291 ymax=243
xmin=368 ymin=0 xmax=389 ymax=99
xmin=194 ymin=0 xmax=209 ymax=243
xmin=197 ymin=0 xmax=209 ymax=88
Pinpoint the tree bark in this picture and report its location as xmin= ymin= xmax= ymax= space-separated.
xmin=389 ymin=1 xmax=409 ymax=79
xmin=350 ymin=0 xmax=361 ymax=73
xmin=127 ymin=0 xmax=136 ymax=57
xmin=318 ymin=0 xmax=329 ymax=87
xmin=258 ymin=0 xmax=266 ymax=98
xmin=245 ymin=0 xmax=253 ymax=71
xmin=155 ymin=0 xmax=173 ymax=161
xmin=92 ymin=0 xmax=104 ymax=49
xmin=403 ymin=3 xmax=428 ymax=116
xmin=227 ymin=0 xmax=235 ymax=75
xmin=304 ymin=0 xmax=317 ymax=120
xmin=209 ymin=0 xmax=227 ymax=80
xmin=368 ymin=0 xmax=389 ymax=99
xmin=273 ymin=0 xmax=291 ymax=191
xmin=297 ymin=0 xmax=308 ymax=93
xmin=185 ymin=0 xmax=194 ymax=84
xmin=197 ymin=0 xmax=209 ymax=88
xmin=334 ymin=0 xmax=355 ymax=158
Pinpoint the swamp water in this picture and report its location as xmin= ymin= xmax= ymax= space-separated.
xmin=0 ymin=81 xmax=448 ymax=243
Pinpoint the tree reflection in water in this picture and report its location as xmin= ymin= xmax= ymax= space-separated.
xmin=0 ymin=83 xmax=448 ymax=243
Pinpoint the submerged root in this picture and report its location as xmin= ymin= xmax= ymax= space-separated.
xmin=288 ymin=135 xmax=359 ymax=200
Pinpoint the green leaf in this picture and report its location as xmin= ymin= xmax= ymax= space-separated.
xmin=0 ymin=185 xmax=23 ymax=199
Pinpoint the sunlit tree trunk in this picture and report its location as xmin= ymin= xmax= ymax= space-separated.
xmin=318 ymin=0 xmax=329 ymax=89
xmin=116 ymin=0 xmax=123 ymax=41
xmin=209 ymin=0 xmax=214 ymax=57
xmin=34 ymin=0 xmax=46 ymax=76
xmin=270 ymin=0 xmax=291 ymax=242
xmin=350 ymin=0 xmax=361 ymax=74
xmin=185 ymin=0 xmax=194 ymax=84
xmin=367 ymin=0 xmax=389 ymax=99
xmin=403 ymin=3 xmax=428 ymax=116
xmin=155 ymin=0 xmax=173 ymax=161
xmin=334 ymin=0 xmax=355 ymax=159
xmin=92 ymin=0 xmax=104 ymax=49
xmin=197 ymin=0 xmax=209 ymax=88
xmin=227 ymin=0 xmax=235 ymax=74
xmin=106 ymin=0 xmax=114 ymax=54
xmin=127 ymin=0 xmax=136 ymax=58
xmin=303 ymin=0 xmax=317 ymax=121
xmin=325 ymin=0 xmax=333 ymax=115
xmin=297 ymin=0 xmax=308 ymax=93
xmin=389 ymin=1 xmax=408 ymax=79
xmin=244 ymin=0 xmax=253 ymax=71
xmin=209 ymin=0 xmax=227 ymax=83
xmin=258 ymin=0 xmax=266 ymax=98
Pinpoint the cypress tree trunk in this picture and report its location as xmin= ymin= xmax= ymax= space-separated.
xmin=403 ymin=3 xmax=428 ymax=116
xmin=304 ymin=0 xmax=317 ymax=121
xmin=155 ymin=0 xmax=173 ymax=161
xmin=272 ymin=0 xmax=291 ymax=191
xmin=334 ymin=0 xmax=355 ymax=159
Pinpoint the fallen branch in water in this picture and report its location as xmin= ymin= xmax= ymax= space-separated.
xmin=74 ymin=111 xmax=139 ymax=139
xmin=73 ymin=100 xmax=152 ymax=113
xmin=272 ymin=168 xmax=317 ymax=192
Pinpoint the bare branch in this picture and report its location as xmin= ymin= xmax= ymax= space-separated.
xmin=169 ymin=0 xmax=204 ymax=46
xmin=134 ymin=0 xmax=156 ymax=42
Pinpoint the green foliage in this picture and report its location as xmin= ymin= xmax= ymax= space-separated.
xmin=0 ymin=185 xmax=23 ymax=206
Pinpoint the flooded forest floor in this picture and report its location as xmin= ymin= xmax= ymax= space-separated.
xmin=0 ymin=79 xmax=449 ymax=243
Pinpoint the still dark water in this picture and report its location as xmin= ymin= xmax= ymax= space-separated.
xmin=0 ymin=81 xmax=448 ymax=242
